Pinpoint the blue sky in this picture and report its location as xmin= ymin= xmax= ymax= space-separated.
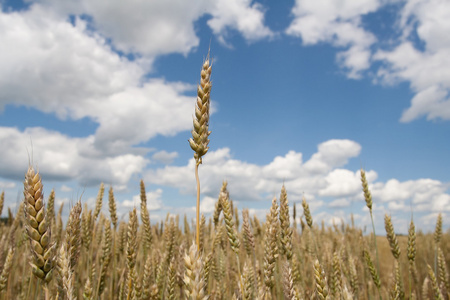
xmin=0 ymin=0 xmax=449 ymax=233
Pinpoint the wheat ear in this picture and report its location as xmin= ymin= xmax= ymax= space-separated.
xmin=279 ymin=185 xmax=293 ymax=260
xmin=46 ymin=189 xmax=55 ymax=225
xmin=283 ymin=261 xmax=298 ymax=300
xmin=183 ymin=242 xmax=207 ymax=300
xmin=434 ymin=213 xmax=442 ymax=275
xmin=301 ymin=196 xmax=312 ymax=229
xmin=314 ymin=259 xmax=329 ymax=300
xmin=407 ymin=219 xmax=417 ymax=298
xmin=384 ymin=214 xmax=401 ymax=259
xmin=428 ymin=264 xmax=444 ymax=300
xmin=65 ymin=201 xmax=82 ymax=271
xmin=58 ymin=245 xmax=75 ymax=300
xmin=126 ymin=208 xmax=138 ymax=300
xmin=361 ymin=168 xmax=381 ymax=286
xmin=330 ymin=251 xmax=342 ymax=298
xmin=97 ymin=219 xmax=112 ymax=297
xmin=140 ymin=180 xmax=153 ymax=255
xmin=363 ymin=249 xmax=381 ymax=294
xmin=0 ymin=191 xmax=4 ymax=217
xmin=108 ymin=186 xmax=118 ymax=230
xmin=93 ymin=183 xmax=104 ymax=222
xmin=23 ymin=166 xmax=54 ymax=283
xmin=189 ymin=53 xmax=212 ymax=250
xmin=0 ymin=247 xmax=14 ymax=293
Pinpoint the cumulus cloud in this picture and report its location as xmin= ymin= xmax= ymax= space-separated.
xmin=0 ymin=127 xmax=148 ymax=187
xmin=146 ymin=139 xmax=362 ymax=204
xmin=0 ymin=6 xmax=201 ymax=155
xmin=0 ymin=6 xmax=143 ymax=115
xmin=328 ymin=198 xmax=351 ymax=208
xmin=200 ymin=196 xmax=217 ymax=214
xmin=60 ymin=185 xmax=72 ymax=192
xmin=286 ymin=0 xmax=450 ymax=123
xmin=151 ymin=151 xmax=179 ymax=164
xmin=0 ymin=1 xmax=273 ymax=174
xmin=0 ymin=181 xmax=16 ymax=189
xmin=286 ymin=0 xmax=380 ymax=78
xmin=371 ymin=178 xmax=450 ymax=209
xmin=373 ymin=0 xmax=450 ymax=122
xmin=375 ymin=40 xmax=450 ymax=122
xmin=27 ymin=0 xmax=273 ymax=55
xmin=124 ymin=188 xmax=163 ymax=211
xmin=207 ymin=0 xmax=274 ymax=45
xmin=143 ymin=138 xmax=449 ymax=232
xmin=320 ymin=169 xmax=362 ymax=198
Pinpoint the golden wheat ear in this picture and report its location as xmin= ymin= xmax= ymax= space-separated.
xmin=23 ymin=166 xmax=55 ymax=283
xmin=189 ymin=55 xmax=212 ymax=165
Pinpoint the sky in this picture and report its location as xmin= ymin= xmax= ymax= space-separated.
xmin=0 ymin=0 xmax=449 ymax=234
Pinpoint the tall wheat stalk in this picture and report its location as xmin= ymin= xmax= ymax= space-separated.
xmin=189 ymin=53 xmax=212 ymax=249
xmin=360 ymin=169 xmax=381 ymax=289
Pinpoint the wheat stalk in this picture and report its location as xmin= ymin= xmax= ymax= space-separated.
xmin=189 ymin=52 xmax=212 ymax=250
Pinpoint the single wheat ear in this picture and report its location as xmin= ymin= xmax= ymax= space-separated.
xmin=189 ymin=54 xmax=212 ymax=165
xmin=23 ymin=166 xmax=54 ymax=283
xmin=189 ymin=52 xmax=213 ymax=250
xmin=0 ymin=190 xmax=5 ymax=217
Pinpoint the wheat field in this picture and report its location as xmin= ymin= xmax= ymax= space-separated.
xmin=0 ymin=170 xmax=448 ymax=300
xmin=0 ymin=54 xmax=448 ymax=300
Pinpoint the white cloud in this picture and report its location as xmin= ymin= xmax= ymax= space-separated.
xmin=319 ymin=169 xmax=361 ymax=197
xmin=286 ymin=0 xmax=450 ymax=122
xmin=200 ymin=196 xmax=217 ymax=214
xmin=144 ymin=138 xmax=450 ymax=231
xmin=0 ymin=6 xmax=204 ymax=155
xmin=146 ymin=139 xmax=362 ymax=204
xmin=0 ymin=6 xmax=143 ymax=115
xmin=328 ymin=198 xmax=351 ymax=208
xmin=152 ymin=150 xmax=179 ymax=164
xmin=124 ymin=188 xmax=163 ymax=211
xmin=375 ymin=42 xmax=450 ymax=122
xmin=60 ymin=185 xmax=72 ymax=192
xmin=371 ymin=178 xmax=449 ymax=208
xmin=207 ymin=0 xmax=274 ymax=45
xmin=0 ymin=127 xmax=148 ymax=187
xmin=420 ymin=212 xmax=447 ymax=229
xmin=286 ymin=0 xmax=380 ymax=78
xmin=373 ymin=0 xmax=450 ymax=122
xmin=304 ymin=139 xmax=361 ymax=174
xmin=0 ymin=181 xmax=16 ymax=189
xmin=92 ymin=80 xmax=195 ymax=152
xmin=27 ymin=0 xmax=272 ymax=55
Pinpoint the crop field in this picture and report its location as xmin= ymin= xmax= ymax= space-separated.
xmin=0 ymin=54 xmax=448 ymax=300
xmin=0 ymin=169 xmax=449 ymax=300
